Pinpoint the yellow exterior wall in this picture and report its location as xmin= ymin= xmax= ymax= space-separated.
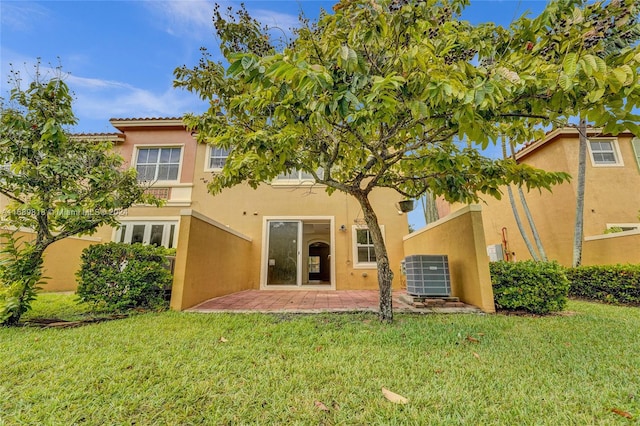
xmin=582 ymin=231 xmax=640 ymax=265
xmin=2 ymin=119 xmax=409 ymax=297
xmin=403 ymin=205 xmax=495 ymax=313
xmin=2 ymin=231 xmax=103 ymax=292
xmin=456 ymin=131 xmax=640 ymax=267
xmin=170 ymin=211 xmax=253 ymax=310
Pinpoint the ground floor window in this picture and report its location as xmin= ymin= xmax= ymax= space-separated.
xmin=115 ymin=221 xmax=178 ymax=248
xmin=352 ymin=225 xmax=385 ymax=269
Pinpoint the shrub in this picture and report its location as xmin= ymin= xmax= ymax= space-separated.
xmin=489 ymin=261 xmax=569 ymax=314
xmin=76 ymin=243 xmax=173 ymax=312
xmin=567 ymin=264 xmax=640 ymax=305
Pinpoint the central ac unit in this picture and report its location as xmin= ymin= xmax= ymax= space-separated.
xmin=404 ymin=254 xmax=451 ymax=297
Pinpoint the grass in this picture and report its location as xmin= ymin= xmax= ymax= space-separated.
xmin=1 ymin=294 xmax=639 ymax=425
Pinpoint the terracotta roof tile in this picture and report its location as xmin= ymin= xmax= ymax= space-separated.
xmin=109 ymin=117 xmax=183 ymax=122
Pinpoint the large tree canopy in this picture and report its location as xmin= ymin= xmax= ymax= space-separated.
xmin=0 ymin=70 xmax=158 ymax=325
xmin=175 ymin=0 xmax=639 ymax=321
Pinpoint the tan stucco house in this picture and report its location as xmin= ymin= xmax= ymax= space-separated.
xmin=1 ymin=117 xmax=497 ymax=312
xmin=455 ymin=127 xmax=640 ymax=266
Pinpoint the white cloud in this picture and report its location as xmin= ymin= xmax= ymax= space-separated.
xmin=142 ymin=0 xmax=301 ymax=40
xmin=142 ymin=0 xmax=217 ymax=38
xmin=252 ymin=8 xmax=301 ymax=31
xmin=0 ymin=1 xmax=50 ymax=32
xmin=69 ymin=76 xmax=206 ymax=131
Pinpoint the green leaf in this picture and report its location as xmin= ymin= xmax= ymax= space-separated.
xmin=562 ymin=53 xmax=578 ymax=76
xmin=558 ymin=74 xmax=572 ymax=91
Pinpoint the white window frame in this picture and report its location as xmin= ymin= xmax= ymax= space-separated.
xmin=133 ymin=144 xmax=184 ymax=184
xmin=113 ymin=219 xmax=179 ymax=249
xmin=606 ymin=223 xmax=640 ymax=232
xmin=204 ymin=145 xmax=230 ymax=172
xmin=587 ymin=138 xmax=624 ymax=167
xmin=352 ymin=225 xmax=385 ymax=269
xmin=272 ymin=168 xmax=324 ymax=186
xmin=631 ymin=137 xmax=640 ymax=172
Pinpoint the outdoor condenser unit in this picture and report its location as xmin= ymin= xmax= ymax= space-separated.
xmin=404 ymin=254 xmax=451 ymax=297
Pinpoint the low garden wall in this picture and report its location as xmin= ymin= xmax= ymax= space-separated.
xmin=583 ymin=230 xmax=640 ymax=265
xmin=403 ymin=205 xmax=495 ymax=313
xmin=1 ymin=230 xmax=101 ymax=292
xmin=170 ymin=209 xmax=253 ymax=311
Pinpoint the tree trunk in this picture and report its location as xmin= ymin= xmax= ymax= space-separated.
xmin=3 ymin=241 xmax=47 ymax=326
xmin=502 ymin=139 xmax=539 ymax=261
xmin=354 ymin=191 xmax=394 ymax=322
xmin=573 ymin=119 xmax=588 ymax=267
xmin=506 ymin=185 xmax=540 ymax=261
xmin=517 ymin=186 xmax=548 ymax=261
xmin=421 ymin=191 xmax=439 ymax=225
xmin=507 ymin=138 xmax=548 ymax=261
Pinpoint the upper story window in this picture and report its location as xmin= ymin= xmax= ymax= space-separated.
xmin=205 ymin=146 xmax=230 ymax=171
xmin=588 ymin=138 xmax=623 ymax=167
xmin=274 ymin=168 xmax=324 ymax=183
xmin=136 ymin=147 xmax=182 ymax=182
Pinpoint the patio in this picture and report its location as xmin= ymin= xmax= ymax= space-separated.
xmin=188 ymin=290 xmax=483 ymax=314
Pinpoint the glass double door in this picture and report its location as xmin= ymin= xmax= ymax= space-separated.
xmin=266 ymin=221 xmax=302 ymax=286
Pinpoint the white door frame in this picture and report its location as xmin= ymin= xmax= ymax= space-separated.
xmin=260 ymin=216 xmax=336 ymax=290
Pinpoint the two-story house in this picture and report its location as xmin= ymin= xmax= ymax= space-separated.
xmin=464 ymin=128 xmax=640 ymax=266
xmin=2 ymin=117 xmax=502 ymax=312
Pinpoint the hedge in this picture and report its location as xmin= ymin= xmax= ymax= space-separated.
xmin=567 ymin=264 xmax=640 ymax=305
xmin=76 ymin=243 xmax=173 ymax=312
xmin=489 ymin=261 xmax=570 ymax=314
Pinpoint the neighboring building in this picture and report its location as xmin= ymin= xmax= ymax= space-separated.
xmin=458 ymin=128 xmax=640 ymax=266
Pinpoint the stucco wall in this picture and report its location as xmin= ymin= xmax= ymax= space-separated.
xmin=2 ymin=230 xmax=102 ymax=292
xmin=457 ymin=131 xmax=640 ymax=267
xmin=170 ymin=210 xmax=254 ymax=310
xmin=403 ymin=205 xmax=495 ymax=312
xmin=582 ymin=231 xmax=640 ymax=265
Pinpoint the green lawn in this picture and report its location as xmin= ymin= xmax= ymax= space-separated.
xmin=2 ymin=294 xmax=639 ymax=425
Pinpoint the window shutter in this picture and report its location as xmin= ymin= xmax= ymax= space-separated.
xmin=632 ymin=137 xmax=640 ymax=171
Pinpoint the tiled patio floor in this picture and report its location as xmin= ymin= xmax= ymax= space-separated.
xmin=188 ymin=290 xmax=482 ymax=314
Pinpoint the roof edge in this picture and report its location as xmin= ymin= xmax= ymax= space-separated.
xmin=70 ymin=133 xmax=125 ymax=143
xmin=515 ymin=127 xmax=634 ymax=161
xmin=109 ymin=117 xmax=185 ymax=130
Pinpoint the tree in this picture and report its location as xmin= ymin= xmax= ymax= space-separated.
xmin=501 ymin=137 xmax=541 ymax=261
xmin=174 ymin=0 xmax=639 ymax=321
xmin=573 ymin=118 xmax=589 ymax=267
xmin=420 ymin=191 xmax=440 ymax=225
xmin=502 ymin=135 xmax=549 ymax=261
xmin=0 ymin=67 xmax=158 ymax=325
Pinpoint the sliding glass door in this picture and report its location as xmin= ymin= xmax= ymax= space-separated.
xmin=266 ymin=221 xmax=301 ymax=286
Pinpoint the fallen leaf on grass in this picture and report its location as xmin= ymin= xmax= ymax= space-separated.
xmin=611 ymin=408 xmax=633 ymax=419
xmin=382 ymin=387 xmax=408 ymax=404
xmin=434 ymin=369 xmax=444 ymax=374
xmin=314 ymin=400 xmax=330 ymax=412
xmin=219 ymin=337 xmax=228 ymax=343
xmin=473 ymin=352 xmax=481 ymax=360
xmin=315 ymin=346 xmax=323 ymax=352
xmin=564 ymin=342 xmax=572 ymax=347
xmin=466 ymin=335 xmax=480 ymax=343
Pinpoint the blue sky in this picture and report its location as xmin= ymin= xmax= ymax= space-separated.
xmin=1 ymin=0 xmax=548 ymax=228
